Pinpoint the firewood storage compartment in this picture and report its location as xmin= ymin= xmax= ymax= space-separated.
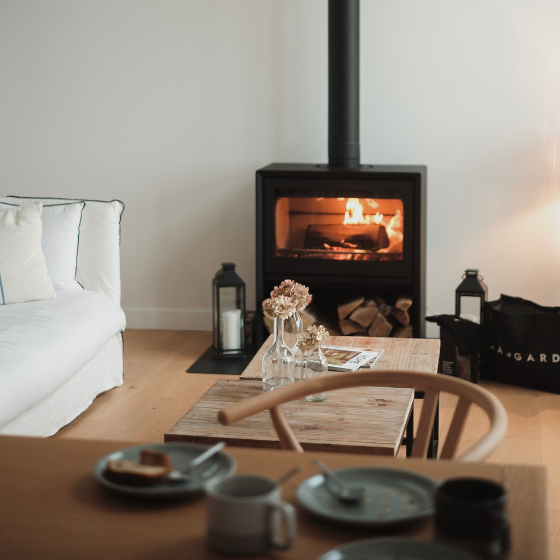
xmin=256 ymin=163 xmax=426 ymax=344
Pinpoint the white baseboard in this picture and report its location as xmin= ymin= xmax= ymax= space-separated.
xmin=124 ymin=307 xmax=441 ymax=337
xmin=123 ymin=307 xmax=212 ymax=331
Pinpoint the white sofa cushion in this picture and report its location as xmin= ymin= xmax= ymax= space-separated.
xmin=0 ymin=203 xmax=56 ymax=305
xmin=0 ymin=201 xmax=84 ymax=291
xmin=0 ymin=289 xmax=126 ymax=428
xmin=1 ymin=197 xmax=124 ymax=304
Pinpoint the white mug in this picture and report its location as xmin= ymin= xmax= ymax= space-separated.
xmin=205 ymin=474 xmax=296 ymax=555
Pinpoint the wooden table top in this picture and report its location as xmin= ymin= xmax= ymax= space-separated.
xmin=240 ymin=335 xmax=441 ymax=380
xmin=165 ymin=379 xmax=414 ymax=456
xmin=0 ymin=436 xmax=547 ymax=560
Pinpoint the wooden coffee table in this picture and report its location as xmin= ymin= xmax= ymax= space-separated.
xmin=165 ymin=336 xmax=440 ymax=456
xmin=241 ymin=335 xmax=440 ymax=380
xmin=165 ymin=379 xmax=414 ymax=455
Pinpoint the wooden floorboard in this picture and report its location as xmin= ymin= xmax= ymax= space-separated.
xmin=56 ymin=329 xmax=560 ymax=556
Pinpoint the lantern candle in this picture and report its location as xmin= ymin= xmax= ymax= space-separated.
xmin=213 ymin=262 xmax=246 ymax=360
xmin=455 ymin=269 xmax=488 ymax=326
xmin=222 ymin=309 xmax=242 ymax=350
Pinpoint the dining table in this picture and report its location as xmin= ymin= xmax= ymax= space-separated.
xmin=0 ymin=435 xmax=548 ymax=560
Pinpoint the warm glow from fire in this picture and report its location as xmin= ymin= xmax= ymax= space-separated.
xmin=342 ymin=198 xmax=384 ymax=225
xmin=276 ymin=195 xmax=404 ymax=261
xmin=378 ymin=210 xmax=403 ymax=254
xmin=341 ymin=198 xmax=403 ymax=254
xmin=343 ymin=198 xmax=369 ymax=224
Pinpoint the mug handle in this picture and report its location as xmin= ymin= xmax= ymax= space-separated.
xmin=267 ymin=502 xmax=296 ymax=550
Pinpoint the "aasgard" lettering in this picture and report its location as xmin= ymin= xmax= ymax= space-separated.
xmin=489 ymin=346 xmax=560 ymax=363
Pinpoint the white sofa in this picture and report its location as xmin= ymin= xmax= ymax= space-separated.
xmin=0 ymin=197 xmax=126 ymax=437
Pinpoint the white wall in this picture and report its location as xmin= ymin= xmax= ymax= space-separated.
xmin=1 ymin=0 xmax=559 ymax=336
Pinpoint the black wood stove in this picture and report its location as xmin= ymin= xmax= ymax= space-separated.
xmin=255 ymin=0 xmax=426 ymax=344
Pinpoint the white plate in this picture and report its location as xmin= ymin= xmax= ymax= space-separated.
xmin=297 ymin=467 xmax=435 ymax=527
xmin=93 ymin=442 xmax=236 ymax=498
xmin=317 ymin=537 xmax=480 ymax=560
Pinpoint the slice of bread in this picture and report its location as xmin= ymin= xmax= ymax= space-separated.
xmin=140 ymin=449 xmax=174 ymax=471
xmin=104 ymin=459 xmax=169 ymax=486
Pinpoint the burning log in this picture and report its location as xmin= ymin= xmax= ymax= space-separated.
xmin=339 ymin=319 xmax=367 ymax=336
xmin=367 ymin=313 xmax=392 ymax=337
xmin=304 ymin=224 xmax=390 ymax=251
xmin=349 ymin=299 xmax=378 ymax=328
xmin=337 ymin=296 xmax=365 ymax=321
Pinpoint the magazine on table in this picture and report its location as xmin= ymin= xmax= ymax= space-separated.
xmin=321 ymin=346 xmax=384 ymax=372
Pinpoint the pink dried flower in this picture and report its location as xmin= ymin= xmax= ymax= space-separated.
xmin=297 ymin=325 xmax=329 ymax=353
xmin=270 ymin=279 xmax=295 ymax=298
xmin=270 ymin=279 xmax=312 ymax=311
xmin=262 ymin=295 xmax=297 ymax=320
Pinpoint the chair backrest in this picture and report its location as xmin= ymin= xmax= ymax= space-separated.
xmin=218 ymin=371 xmax=508 ymax=461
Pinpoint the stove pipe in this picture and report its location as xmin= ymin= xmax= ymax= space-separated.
xmin=328 ymin=0 xmax=360 ymax=168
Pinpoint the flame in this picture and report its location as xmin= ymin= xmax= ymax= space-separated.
xmin=342 ymin=198 xmax=385 ymax=226
xmin=317 ymin=198 xmax=404 ymax=255
xmin=378 ymin=210 xmax=403 ymax=254
xmin=343 ymin=198 xmax=369 ymax=224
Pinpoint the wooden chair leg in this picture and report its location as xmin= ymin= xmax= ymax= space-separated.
xmin=411 ymin=389 xmax=439 ymax=459
xmin=440 ymin=397 xmax=472 ymax=459
xmin=406 ymin=401 xmax=414 ymax=457
xmin=269 ymin=406 xmax=304 ymax=452
xmin=427 ymin=400 xmax=440 ymax=459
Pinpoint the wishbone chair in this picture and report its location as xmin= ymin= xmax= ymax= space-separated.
xmin=218 ymin=370 xmax=508 ymax=461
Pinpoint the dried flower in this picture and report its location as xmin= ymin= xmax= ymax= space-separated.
xmin=270 ymin=279 xmax=312 ymax=311
xmin=297 ymin=325 xmax=329 ymax=353
xmin=262 ymin=295 xmax=297 ymax=320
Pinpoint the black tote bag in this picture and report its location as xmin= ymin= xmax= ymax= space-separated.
xmin=480 ymin=295 xmax=560 ymax=393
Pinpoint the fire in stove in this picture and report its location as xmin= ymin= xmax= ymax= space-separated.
xmin=275 ymin=197 xmax=404 ymax=261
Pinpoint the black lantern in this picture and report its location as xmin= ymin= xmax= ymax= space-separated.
xmin=213 ymin=263 xmax=246 ymax=360
xmin=455 ymin=269 xmax=488 ymax=325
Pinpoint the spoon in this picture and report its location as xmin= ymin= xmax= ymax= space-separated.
xmin=168 ymin=441 xmax=226 ymax=482
xmin=313 ymin=459 xmax=365 ymax=504
xmin=275 ymin=464 xmax=304 ymax=486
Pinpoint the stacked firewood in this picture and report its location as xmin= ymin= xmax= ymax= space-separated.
xmin=263 ymin=295 xmax=413 ymax=339
xmin=337 ymin=296 xmax=413 ymax=338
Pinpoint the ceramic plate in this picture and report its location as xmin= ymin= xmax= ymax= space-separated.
xmin=297 ymin=467 xmax=435 ymax=527
xmin=94 ymin=442 xmax=236 ymax=498
xmin=317 ymin=537 xmax=479 ymax=560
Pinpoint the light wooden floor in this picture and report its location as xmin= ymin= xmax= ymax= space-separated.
xmin=57 ymin=329 xmax=560 ymax=554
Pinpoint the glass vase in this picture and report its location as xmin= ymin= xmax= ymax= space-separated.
xmin=262 ymin=317 xmax=295 ymax=392
xmin=303 ymin=345 xmax=329 ymax=402
xmin=284 ymin=310 xmax=304 ymax=381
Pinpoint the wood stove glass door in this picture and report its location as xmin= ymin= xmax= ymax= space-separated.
xmin=263 ymin=180 xmax=415 ymax=278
